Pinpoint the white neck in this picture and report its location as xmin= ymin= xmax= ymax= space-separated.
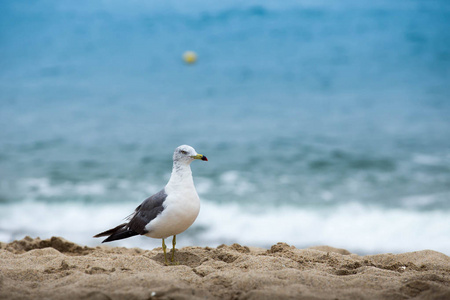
xmin=166 ymin=160 xmax=194 ymax=188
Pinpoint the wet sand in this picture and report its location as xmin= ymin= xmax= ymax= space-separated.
xmin=1 ymin=236 xmax=449 ymax=299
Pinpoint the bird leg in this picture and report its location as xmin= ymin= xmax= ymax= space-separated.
xmin=171 ymin=235 xmax=176 ymax=262
xmin=162 ymin=238 xmax=168 ymax=265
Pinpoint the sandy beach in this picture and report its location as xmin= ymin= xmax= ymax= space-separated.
xmin=0 ymin=237 xmax=449 ymax=299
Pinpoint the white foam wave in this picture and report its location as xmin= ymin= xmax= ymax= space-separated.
xmin=219 ymin=171 xmax=257 ymax=196
xmin=197 ymin=201 xmax=450 ymax=254
xmin=0 ymin=201 xmax=164 ymax=249
xmin=412 ymin=153 xmax=448 ymax=166
xmin=20 ymin=178 xmax=107 ymax=197
xmin=14 ymin=177 xmax=162 ymax=202
xmin=0 ymin=201 xmax=449 ymax=255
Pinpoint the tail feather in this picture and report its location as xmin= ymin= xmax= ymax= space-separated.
xmin=93 ymin=223 xmax=139 ymax=243
xmin=102 ymin=230 xmax=139 ymax=243
xmin=93 ymin=223 xmax=127 ymax=238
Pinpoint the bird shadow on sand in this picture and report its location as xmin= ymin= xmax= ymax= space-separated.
xmin=149 ymin=250 xmax=204 ymax=267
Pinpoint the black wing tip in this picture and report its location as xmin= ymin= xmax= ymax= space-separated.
xmin=101 ymin=237 xmax=112 ymax=243
xmin=93 ymin=223 xmax=128 ymax=239
xmin=98 ymin=230 xmax=140 ymax=243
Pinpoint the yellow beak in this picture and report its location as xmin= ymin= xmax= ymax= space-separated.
xmin=192 ymin=154 xmax=208 ymax=161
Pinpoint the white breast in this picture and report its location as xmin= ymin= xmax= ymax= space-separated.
xmin=144 ymin=181 xmax=200 ymax=239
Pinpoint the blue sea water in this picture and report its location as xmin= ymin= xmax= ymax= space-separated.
xmin=1 ymin=0 xmax=449 ymax=254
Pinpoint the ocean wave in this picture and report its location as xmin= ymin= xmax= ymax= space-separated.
xmin=0 ymin=200 xmax=448 ymax=255
xmin=2 ymin=160 xmax=449 ymax=212
xmin=197 ymin=201 xmax=450 ymax=255
xmin=0 ymin=177 xmax=162 ymax=204
xmin=20 ymin=178 xmax=107 ymax=197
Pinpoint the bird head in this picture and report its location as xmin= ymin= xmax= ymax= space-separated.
xmin=173 ymin=145 xmax=208 ymax=164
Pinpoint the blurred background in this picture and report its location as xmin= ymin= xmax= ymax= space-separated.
xmin=1 ymin=0 xmax=449 ymax=254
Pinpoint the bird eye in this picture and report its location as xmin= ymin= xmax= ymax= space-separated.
xmin=180 ymin=150 xmax=188 ymax=155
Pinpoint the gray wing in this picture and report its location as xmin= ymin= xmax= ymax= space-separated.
xmin=127 ymin=189 xmax=167 ymax=234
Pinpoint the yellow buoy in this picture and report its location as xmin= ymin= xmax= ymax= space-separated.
xmin=183 ymin=51 xmax=197 ymax=64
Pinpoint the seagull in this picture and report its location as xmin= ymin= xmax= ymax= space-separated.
xmin=94 ymin=145 xmax=208 ymax=264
